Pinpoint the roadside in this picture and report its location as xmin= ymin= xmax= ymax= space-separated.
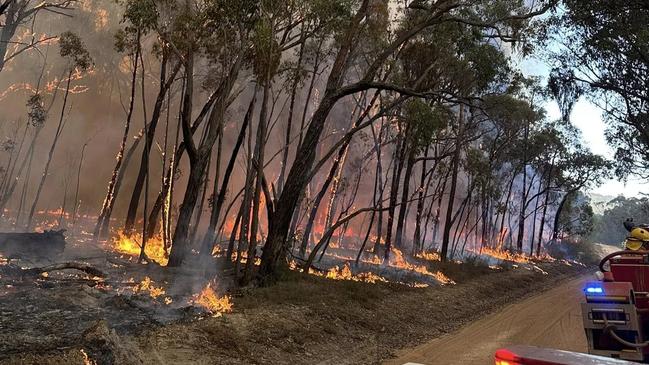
xmin=135 ymin=260 xmax=591 ymax=365
xmin=386 ymin=275 xmax=590 ymax=365
xmin=0 ymin=249 xmax=594 ymax=365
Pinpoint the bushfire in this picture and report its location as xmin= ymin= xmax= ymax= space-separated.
xmin=112 ymin=230 xmax=168 ymax=265
xmin=192 ymin=284 xmax=233 ymax=316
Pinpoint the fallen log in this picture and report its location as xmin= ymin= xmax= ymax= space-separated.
xmin=0 ymin=261 xmax=106 ymax=279
xmin=23 ymin=262 xmax=106 ymax=278
xmin=0 ymin=229 xmax=67 ymax=259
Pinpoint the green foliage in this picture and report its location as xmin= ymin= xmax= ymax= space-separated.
xmin=251 ymin=18 xmax=281 ymax=84
xmin=557 ymin=191 xmax=594 ymax=239
xmin=590 ymin=196 xmax=649 ymax=245
xmin=59 ymin=31 xmax=93 ymax=71
xmin=26 ymin=94 xmax=46 ymax=128
xmin=548 ymin=1 xmax=649 ymax=178
xmin=402 ymin=100 xmax=448 ymax=153
xmin=114 ymin=0 xmax=158 ymax=55
xmin=122 ymin=0 xmax=158 ymax=31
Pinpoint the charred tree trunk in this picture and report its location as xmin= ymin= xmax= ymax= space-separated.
xmin=441 ymin=108 xmax=463 ymax=262
xmin=124 ymin=58 xmax=180 ymax=233
xmin=384 ymin=131 xmax=406 ymax=260
xmin=94 ymin=34 xmax=141 ymax=239
xmin=200 ymin=98 xmax=254 ymax=256
xmin=395 ymin=148 xmax=415 ymax=250
xmin=258 ymin=1 xmax=375 ymax=280
xmin=241 ymin=80 xmax=270 ymax=285
xmin=26 ymin=69 xmax=73 ymax=230
xmin=515 ymin=122 xmax=529 ymax=252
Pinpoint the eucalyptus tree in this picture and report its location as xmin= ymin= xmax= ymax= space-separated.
xmin=94 ymin=0 xmax=158 ymax=239
xmin=259 ymin=0 xmax=558 ymax=278
xmin=166 ymin=0 xmax=258 ymax=267
xmin=26 ymin=31 xmax=92 ymax=229
xmin=548 ymin=1 xmax=649 ymax=178
xmin=0 ymin=0 xmax=77 ymax=73
xmin=123 ymin=0 xmax=182 ymax=235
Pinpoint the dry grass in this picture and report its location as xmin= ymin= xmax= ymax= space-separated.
xmin=136 ymin=261 xmax=588 ymax=365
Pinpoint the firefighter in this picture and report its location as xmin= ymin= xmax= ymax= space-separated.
xmin=625 ymin=226 xmax=649 ymax=250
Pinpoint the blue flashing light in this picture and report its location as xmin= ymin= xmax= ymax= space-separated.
xmin=585 ymin=286 xmax=604 ymax=294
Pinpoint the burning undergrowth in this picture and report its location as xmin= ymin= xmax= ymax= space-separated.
xmin=0 ymin=227 xmax=233 ymax=363
xmin=111 ymin=230 xmax=168 ymax=266
xmin=284 ymin=247 xmax=455 ymax=287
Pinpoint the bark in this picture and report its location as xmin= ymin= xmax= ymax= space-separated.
xmin=94 ymin=34 xmax=141 ymax=239
xmin=412 ymin=147 xmax=429 ymax=253
xmin=200 ymin=97 xmax=254 ymax=256
xmin=551 ymin=188 xmax=578 ymax=243
xmin=277 ymin=27 xmax=305 ymax=194
xmin=384 ymin=131 xmax=406 ymax=259
xmin=226 ymin=207 xmax=243 ymax=262
xmin=145 ymin=88 xmax=219 ymax=240
xmin=124 ymin=58 xmax=180 ymax=233
xmin=72 ymin=143 xmax=87 ymax=230
xmin=241 ymin=79 xmax=270 ymax=286
xmin=395 ymin=148 xmax=415 ymax=249
xmin=441 ymin=108 xmax=463 ymax=262
xmin=167 ymin=52 xmax=242 ymax=267
xmin=515 ymin=122 xmax=530 ymax=252
xmin=537 ymin=174 xmax=554 ymax=256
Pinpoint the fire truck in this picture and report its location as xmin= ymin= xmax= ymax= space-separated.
xmin=495 ymin=220 xmax=649 ymax=364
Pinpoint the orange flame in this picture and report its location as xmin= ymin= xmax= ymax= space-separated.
xmin=390 ymin=248 xmax=455 ymax=285
xmin=111 ymin=230 xmax=168 ymax=265
xmin=192 ymin=284 xmax=232 ymax=316
xmin=133 ymin=276 xmax=166 ymax=298
xmin=470 ymin=246 xmax=529 ymax=264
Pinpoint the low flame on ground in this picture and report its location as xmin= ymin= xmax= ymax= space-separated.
xmin=289 ymin=261 xmax=390 ymax=284
xmin=133 ymin=276 xmax=166 ymax=298
xmin=415 ymin=251 xmax=441 ymax=262
xmin=469 ymin=246 xmax=530 ymax=264
xmin=192 ymin=284 xmax=232 ymax=316
xmin=324 ymin=263 xmax=388 ymax=284
xmin=111 ymin=231 xmax=168 ymax=265
xmin=390 ymin=248 xmax=455 ymax=285
xmin=80 ymin=349 xmax=96 ymax=365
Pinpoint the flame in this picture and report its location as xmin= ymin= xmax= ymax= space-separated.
xmin=471 ymin=246 xmax=529 ymax=264
xmin=134 ymin=276 xmax=165 ymax=298
xmin=390 ymin=247 xmax=455 ymax=285
xmin=111 ymin=230 xmax=168 ymax=265
xmin=80 ymin=349 xmax=96 ymax=365
xmin=324 ymin=263 xmax=388 ymax=284
xmin=415 ymin=251 xmax=440 ymax=262
xmin=192 ymin=284 xmax=232 ymax=316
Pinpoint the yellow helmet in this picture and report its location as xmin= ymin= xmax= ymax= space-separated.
xmin=626 ymin=227 xmax=649 ymax=250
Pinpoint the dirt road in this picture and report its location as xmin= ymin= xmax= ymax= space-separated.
xmin=386 ymin=275 xmax=591 ymax=365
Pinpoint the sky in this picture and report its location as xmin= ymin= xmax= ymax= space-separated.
xmin=520 ymin=59 xmax=648 ymax=198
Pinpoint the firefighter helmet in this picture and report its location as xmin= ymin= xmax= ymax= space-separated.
xmin=626 ymin=227 xmax=649 ymax=250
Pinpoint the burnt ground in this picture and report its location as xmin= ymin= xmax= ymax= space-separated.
xmin=0 ymin=237 xmax=591 ymax=365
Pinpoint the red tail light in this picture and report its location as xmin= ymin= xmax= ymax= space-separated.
xmin=495 ymin=349 xmax=522 ymax=365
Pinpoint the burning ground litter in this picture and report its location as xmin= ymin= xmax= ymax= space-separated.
xmin=0 ymin=217 xmax=585 ymax=365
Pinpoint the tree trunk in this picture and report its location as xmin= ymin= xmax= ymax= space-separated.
xmin=258 ymin=0 xmax=371 ymax=280
xmin=26 ymin=69 xmax=73 ymax=230
xmin=241 ymin=76 xmax=271 ymax=285
xmin=94 ymin=35 xmax=141 ymax=239
xmin=440 ymin=108 xmax=463 ymax=262
xmin=200 ymin=97 xmax=254 ymax=256
xmin=395 ymin=149 xmax=415 ymax=250
xmin=124 ymin=58 xmax=180 ymax=233
xmin=384 ymin=131 xmax=406 ymax=259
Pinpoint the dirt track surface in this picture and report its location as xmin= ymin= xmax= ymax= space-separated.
xmin=387 ymin=276 xmax=590 ymax=365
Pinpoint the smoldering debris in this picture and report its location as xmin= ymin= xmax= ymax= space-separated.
xmin=0 ymin=240 xmax=232 ymax=364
